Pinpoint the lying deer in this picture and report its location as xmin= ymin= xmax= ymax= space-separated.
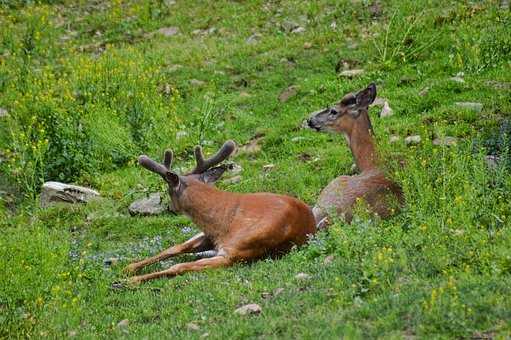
xmin=306 ymin=83 xmax=403 ymax=227
xmin=124 ymin=141 xmax=316 ymax=284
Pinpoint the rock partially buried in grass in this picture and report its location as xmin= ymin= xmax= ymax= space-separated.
xmin=190 ymin=79 xmax=206 ymax=87
xmin=155 ymin=26 xmax=179 ymax=37
xmin=40 ymin=181 xmax=100 ymax=208
xmin=295 ymin=272 xmax=311 ymax=280
xmin=323 ymin=255 xmax=334 ymax=265
xmin=117 ymin=319 xmax=129 ymax=329
xmin=339 ymin=69 xmax=364 ymax=78
xmin=485 ymin=155 xmax=500 ymax=169
xmin=455 ymin=102 xmax=483 ymax=113
xmin=187 ymin=322 xmax=200 ymax=331
xmin=234 ymin=303 xmax=262 ymax=316
xmin=389 ymin=135 xmax=400 ymax=143
xmin=128 ymin=193 xmax=167 ymax=216
xmin=405 ymin=135 xmax=421 ymax=145
xmin=278 ymin=85 xmax=298 ymax=102
xmin=0 ymin=107 xmax=8 ymax=118
xmin=432 ymin=136 xmax=457 ymax=146
xmin=379 ymin=101 xmax=394 ymax=118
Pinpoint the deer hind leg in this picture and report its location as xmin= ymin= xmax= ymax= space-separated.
xmin=124 ymin=232 xmax=214 ymax=275
xmin=129 ymin=255 xmax=232 ymax=284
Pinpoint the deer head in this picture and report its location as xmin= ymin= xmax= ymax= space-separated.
xmin=138 ymin=140 xmax=236 ymax=212
xmin=306 ymin=83 xmax=377 ymax=138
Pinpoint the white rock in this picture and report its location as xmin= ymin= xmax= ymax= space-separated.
xmin=339 ymin=69 xmax=364 ymax=78
xmin=379 ymin=101 xmax=394 ymax=118
xmin=40 ymin=181 xmax=100 ymax=208
xmin=262 ymin=164 xmax=275 ymax=172
xmin=190 ymin=79 xmax=206 ymax=87
xmin=234 ymin=303 xmax=262 ymax=315
xmin=223 ymin=175 xmax=241 ymax=185
xmin=485 ymin=155 xmax=500 ymax=169
xmin=0 ymin=107 xmax=8 ymax=117
xmin=176 ymin=131 xmax=188 ymax=140
xmin=128 ymin=193 xmax=166 ymax=216
xmin=389 ymin=135 xmax=400 ymax=143
xmin=246 ymin=34 xmax=261 ymax=44
xmin=295 ymin=272 xmax=311 ymax=280
xmin=449 ymin=76 xmax=465 ymax=83
xmin=187 ymin=322 xmax=200 ymax=331
xmin=432 ymin=136 xmax=457 ymax=146
xmin=455 ymin=102 xmax=483 ymax=113
xmin=291 ymin=26 xmax=306 ymax=34
xmin=117 ymin=319 xmax=129 ymax=328
xmin=156 ymin=26 xmax=179 ymax=37
xmin=405 ymin=135 xmax=421 ymax=145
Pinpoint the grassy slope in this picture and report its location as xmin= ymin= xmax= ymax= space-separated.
xmin=1 ymin=0 xmax=511 ymax=338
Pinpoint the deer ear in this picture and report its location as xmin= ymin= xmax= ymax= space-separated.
xmin=200 ymin=166 xmax=227 ymax=184
xmin=164 ymin=171 xmax=180 ymax=187
xmin=356 ymin=83 xmax=377 ymax=108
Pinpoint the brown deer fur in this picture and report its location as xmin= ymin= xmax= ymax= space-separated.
xmin=124 ymin=141 xmax=316 ymax=284
xmin=307 ymin=83 xmax=403 ymax=226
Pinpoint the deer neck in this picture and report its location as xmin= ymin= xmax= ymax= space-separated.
xmin=347 ymin=115 xmax=378 ymax=172
xmin=178 ymin=182 xmax=234 ymax=239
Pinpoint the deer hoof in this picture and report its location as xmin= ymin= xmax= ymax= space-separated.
xmin=128 ymin=276 xmax=143 ymax=286
xmin=123 ymin=264 xmax=139 ymax=275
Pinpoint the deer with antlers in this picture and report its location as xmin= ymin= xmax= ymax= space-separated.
xmin=306 ymin=83 xmax=404 ymax=227
xmin=124 ymin=141 xmax=316 ymax=284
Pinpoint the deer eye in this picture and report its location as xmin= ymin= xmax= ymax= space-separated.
xmin=329 ymin=108 xmax=339 ymax=116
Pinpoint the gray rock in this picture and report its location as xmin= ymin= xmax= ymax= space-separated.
xmin=389 ymin=135 xmax=400 ymax=143
xmin=455 ymin=102 xmax=483 ymax=113
xmin=379 ymin=101 xmax=394 ymax=118
xmin=449 ymin=76 xmax=465 ymax=83
xmin=176 ymin=131 xmax=188 ymax=140
xmin=223 ymin=175 xmax=241 ymax=185
xmin=295 ymin=272 xmax=311 ymax=280
xmin=262 ymin=164 xmax=275 ymax=172
xmin=291 ymin=26 xmax=306 ymax=34
xmin=156 ymin=26 xmax=179 ymax=37
xmin=128 ymin=193 xmax=166 ymax=216
xmin=40 ymin=181 xmax=100 ymax=208
xmin=405 ymin=135 xmax=421 ymax=145
xmin=190 ymin=79 xmax=206 ymax=87
xmin=187 ymin=322 xmax=200 ymax=331
xmin=0 ymin=107 xmax=8 ymax=117
xmin=323 ymin=255 xmax=334 ymax=265
xmin=432 ymin=136 xmax=457 ymax=146
xmin=234 ymin=303 xmax=262 ymax=315
xmin=117 ymin=319 xmax=129 ymax=329
xmin=371 ymin=97 xmax=386 ymax=107
xmin=278 ymin=85 xmax=298 ymax=102
xmin=485 ymin=155 xmax=500 ymax=169
xmin=246 ymin=34 xmax=261 ymax=44
xmin=339 ymin=69 xmax=364 ymax=78
xmin=485 ymin=80 xmax=511 ymax=90
xmin=419 ymin=87 xmax=430 ymax=97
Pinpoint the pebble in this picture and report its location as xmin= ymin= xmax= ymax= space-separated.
xmin=405 ymin=135 xmax=421 ymax=145
xmin=339 ymin=69 xmax=364 ymax=78
xmin=379 ymin=101 xmax=394 ymax=118
xmin=278 ymin=85 xmax=298 ymax=102
xmin=432 ymin=136 xmax=457 ymax=146
xmin=455 ymin=102 xmax=483 ymax=113
xmin=234 ymin=303 xmax=262 ymax=315
xmin=295 ymin=272 xmax=311 ymax=280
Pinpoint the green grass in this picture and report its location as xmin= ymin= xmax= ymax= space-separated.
xmin=1 ymin=0 xmax=511 ymax=338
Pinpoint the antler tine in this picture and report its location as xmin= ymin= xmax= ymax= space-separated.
xmin=138 ymin=155 xmax=169 ymax=178
xmin=189 ymin=140 xmax=236 ymax=174
xmin=163 ymin=150 xmax=173 ymax=169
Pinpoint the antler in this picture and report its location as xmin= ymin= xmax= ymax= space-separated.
xmin=138 ymin=149 xmax=173 ymax=177
xmin=188 ymin=140 xmax=236 ymax=175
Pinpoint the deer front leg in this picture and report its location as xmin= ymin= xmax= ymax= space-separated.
xmin=129 ymin=255 xmax=232 ymax=284
xmin=124 ymin=232 xmax=214 ymax=275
